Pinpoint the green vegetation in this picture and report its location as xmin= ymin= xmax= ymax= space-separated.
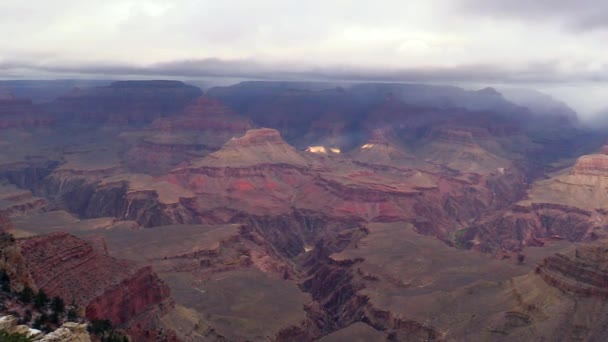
xmin=0 ymin=330 xmax=33 ymax=342
xmin=89 ymin=319 xmax=112 ymax=335
xmin=66 ymin=308 xmax=78 ymax=322
xmin=89 ymin=319 xmax=129 ymax=342
xmin=0 ymin=270 xmax=10 ymax=292
xmin=453 ymin=228 xmax=471 ymax=249
xmin=19 ymin=286 xmax=34 ymax=303
xmin=0 ymin=232 xmax=16 ymax=245
xmin=32 ymin=313 xmax=47 ymax=330
xmin=51 ymin=296 xmax=65 ymax=313
xmin=33 ymin=289 xmax=48 ymax=309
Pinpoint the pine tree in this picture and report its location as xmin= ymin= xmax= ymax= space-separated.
xmin=19 ymin=286 xmax=34 ymax=303
xmin=51 ymin=296 xmax=65 ymax=313
xmin=33 ymin=289 xmax=49 ymax=309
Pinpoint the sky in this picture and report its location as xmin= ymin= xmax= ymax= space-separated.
xmin=1 ymin=0 xmax=608 ymax=117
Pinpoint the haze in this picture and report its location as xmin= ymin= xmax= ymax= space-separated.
xmin=1 ymin=0 xmax=608 ymax=118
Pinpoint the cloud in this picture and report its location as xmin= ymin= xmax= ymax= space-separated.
xmin=2 ymin=57 xmax=608 ymax=85
xmin=460 ymin=0 xmax=608 ymax=31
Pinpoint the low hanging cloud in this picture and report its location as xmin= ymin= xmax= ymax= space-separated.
xmin=1 ymin=57 xmax=608 ymax=85
xmin=1 ymin=0 xmax=608 ymax=117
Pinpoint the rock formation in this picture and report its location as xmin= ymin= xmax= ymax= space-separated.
xmin=193 ymin=128 xmax=309 ymax=167
xmin=39 ymin=322 xmax=91 ymax=342
xmin=0 ymin=315 xmax=92 ymax=342
xmin=18 ymin=233 xmax=172 ymax=327
xmin=125 ymin=96 xmax=253 ymax=174
xmin=571 ymin=154 xmax=608 ymax=176
xmin=538 ymin=244 xmax=608 ymax=296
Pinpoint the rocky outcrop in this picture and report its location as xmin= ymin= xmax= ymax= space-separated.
xmin=0 ymin=315 xmax=44 ymax=340
xmin=18 ymin=233 xmax=172 ymax=326
xmin=0 ymin=315 xmax=92 ymax=342
xmin=39 ymin=322 xmax=91 ymax=342
xmin=537 ymin=244 xmax=608 ymax=297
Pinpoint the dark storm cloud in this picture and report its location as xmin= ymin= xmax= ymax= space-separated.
xmin=460 ymin=0 xmax=608 ymax=31
xmin=2 ymin=58 xmax=608 ymax=84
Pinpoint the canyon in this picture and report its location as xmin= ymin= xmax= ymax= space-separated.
xmin=1 ymin=80 xmax=608 ymax=341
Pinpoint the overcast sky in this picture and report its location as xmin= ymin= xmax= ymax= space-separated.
xmin=1 ymin=0 xmax=607 ymax=116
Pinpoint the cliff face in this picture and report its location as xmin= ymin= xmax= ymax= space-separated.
xmin=85 ymin=266 xmax=172 ymax=325
xmin=18 ymin=233 xmax=172 ymax=327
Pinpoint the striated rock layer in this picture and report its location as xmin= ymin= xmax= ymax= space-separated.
xmin=571 ymin=154 xmax=608 ymax=176
xmin=18 ymin=232 xmax=172 ymax=327
xmin=538 ymin=244 xmax=608 ymax=297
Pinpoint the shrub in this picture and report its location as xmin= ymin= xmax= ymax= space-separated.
xmin=34 ymin=289 xmax=49 ymax=309
xmin=0 ymin=270 xmax=10 ymax=292
xmin=0 ymin=330 xmax=33 ymax=342
xmin=89 ymin=319 xmax=112 ymax=335
xmin=51 ymin=296 xmax=65 ymax=313
xmin=19 ymin=286 xmax=34 ymax=303
xmin=67 ymin=308 xmax=78 ymax=322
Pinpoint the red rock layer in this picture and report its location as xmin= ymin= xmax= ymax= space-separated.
xmin=151 ymin=96 xmax=252 ymax=133
xmin=426 ymin=126 xmax=482 ymax=147
xmin=570 ymin=154 xmax=608 ymax=176
xmin=18 ymin=233 xmax=172 ymax=326
xmin=85 ymin=266 xmax=172 ymax=325
xmin=227 ymin=127 xmax=286 ymax=147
